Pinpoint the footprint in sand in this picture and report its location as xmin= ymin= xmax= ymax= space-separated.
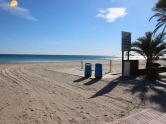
xmin=29 ymin=108 xmax=34 ymax=112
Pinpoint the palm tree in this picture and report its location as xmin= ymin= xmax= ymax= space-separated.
xmin=155 ymin=0 xmax=166 ymax=8
xmin=150 ymin=0 xmax=166 ymax=34
xmin=130 ymin=32 xmax=166 ymax=79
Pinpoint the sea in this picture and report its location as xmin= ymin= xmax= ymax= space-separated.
xmin=0 ymin=54 xmax=121 ymax=64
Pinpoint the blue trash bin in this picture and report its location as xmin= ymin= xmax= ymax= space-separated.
xmin=85 ymin=63 xmax=92 ymax=77
xmin=95 ymin=63 xmax=102 ymax=78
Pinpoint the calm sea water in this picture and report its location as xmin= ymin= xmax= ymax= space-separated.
xmin=0 ymin=54 xmax=120 ymax=64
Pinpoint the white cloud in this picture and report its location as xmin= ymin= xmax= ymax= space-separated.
xmin=96 ymin=7 xmax=127 ymax=23
xmin=0 ymin=3 xmax=37 ymax=21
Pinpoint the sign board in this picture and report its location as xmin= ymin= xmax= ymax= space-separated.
xmin=121 ymin=31 xmax=131 ymax=51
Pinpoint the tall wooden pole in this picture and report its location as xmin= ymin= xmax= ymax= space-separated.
xmin=81 ymin=59 xmax=83 ymax=70
xmin=110 ymin=60 xmax=112 ymax=73
xmin=127 ymin=51 xmax=130 ymax=60
xmin=122 ymin=51 xmax=124 ymax=75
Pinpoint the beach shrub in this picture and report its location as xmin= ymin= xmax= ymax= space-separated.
xmin=130 ymin=32 xmax=166 ymax=80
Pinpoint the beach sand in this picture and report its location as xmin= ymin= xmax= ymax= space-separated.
xmin=0 ymin=60 xmax=165 ymax=124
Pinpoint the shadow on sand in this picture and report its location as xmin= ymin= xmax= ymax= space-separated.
xmin=74 ymin=76 xmax=101 ymax=85
xmin=73 ymin=77 xmax=89 ymax=83
xmin=128 ymin=79 xmax=166 ymax=112
xmin=74 ymin=75 xmax=166 ymax=112
xmin=84 ymin=78 xmax=101 ymax=85
xmin=150 ymin=86 xmax=166 ymax=112
xmin=89 ymin=75 xmax=166 ymax=112
xmin=90 ymin=76 xmax=123 ymax=98
xmin=129 ymin=80 xmax=148 ymax=103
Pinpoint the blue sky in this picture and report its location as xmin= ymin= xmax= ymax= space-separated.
xmin=0 ymin=0 xmax=158 ymax=56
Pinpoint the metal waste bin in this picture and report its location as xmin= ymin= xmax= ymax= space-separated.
xmin=84 ymin=63 xmax=92 ymax=77
xmin=95 ymin=63 xmax=102 ymax=78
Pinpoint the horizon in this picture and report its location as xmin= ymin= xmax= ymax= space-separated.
xmin=0 ymin=53 xmax=120 ymax=57
xmin=0 ymin=0 xmax=158 ymax=56
xmin=0 ymin=53 xmax=147 ymax=60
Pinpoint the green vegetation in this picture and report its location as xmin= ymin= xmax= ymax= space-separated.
xmin=155 ymin=0 xmax=166 ymax=9
xmin=150 ymin=0 xmax=166 ymax=34
xmin=130 ymin=0 xmax=166 ymax=80
xmin=131 ymin=32 xmax=166 ymax=79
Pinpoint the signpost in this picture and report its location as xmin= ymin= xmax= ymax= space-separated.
xmin=122 ymin=31 xmax=131 ymax=52
xmin=121 ymin=31 xmax=131 ymax=75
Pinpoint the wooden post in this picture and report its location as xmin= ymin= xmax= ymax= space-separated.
xmin=122 ymin=51 xmax=124 ymax=75
xmin=110 ymin=60 xmax=112 ymax=73
xmin=127 ymin=51 xmax=130 ymax=60
xmin=81 ymin=59 xmax=83 ymax=70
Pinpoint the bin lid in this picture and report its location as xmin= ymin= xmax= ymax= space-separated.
xmin=85 ymin=63 xmax=91 ymax=65
xmin=95 ymin=63 xmax=102 ymax=65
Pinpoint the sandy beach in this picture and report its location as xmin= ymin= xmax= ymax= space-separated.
xmin=1 ymin=0 xmax=166 ymax=123
xmin=0 ymin=60 xmax=165 ymax=124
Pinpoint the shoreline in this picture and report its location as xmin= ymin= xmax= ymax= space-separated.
xmin=0 ymin=54 xmax=147 ymax=64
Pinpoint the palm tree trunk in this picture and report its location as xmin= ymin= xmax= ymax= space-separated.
xmin=146 ymin=59 xmax=152 ymax=79
xmin=146 ymin=59 xmax=157 ymax=80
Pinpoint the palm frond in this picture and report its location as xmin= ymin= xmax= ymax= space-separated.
xmin=131 ymin=31 xmax=166 ymax=62
xmin=130 ymin=48 xmax=146 ymax=59
xmin=150 ymin=2 xmax=166 ymax=34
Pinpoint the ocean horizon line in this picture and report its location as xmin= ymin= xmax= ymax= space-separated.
xmin=0 ymin=54 xmax=122 ymax=64
xmin=0 ymin=54 xmax=119 ymax=57
xmin=0 ymin=54 xmax=145 ymax=64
